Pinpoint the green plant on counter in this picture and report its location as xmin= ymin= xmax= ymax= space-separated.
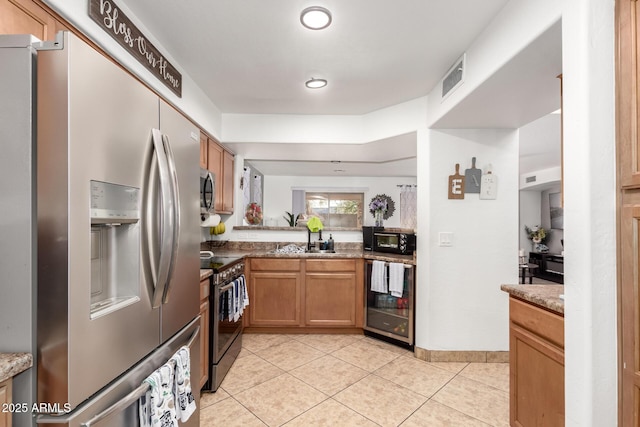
xmin=283 ymin=211 xmax=300 ymax=227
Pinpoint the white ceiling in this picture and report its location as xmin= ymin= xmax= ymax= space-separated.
xmin=120 ymin=0 xmax=561 ymax=177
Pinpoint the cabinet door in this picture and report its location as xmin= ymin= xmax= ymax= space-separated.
xmin=620 ymin=200 xmax=640 ymax=424
xmin=199 ymin=133 xmax=208 ymax=170
xmin=0 ymin=0 xmax=58 ymax=41
xmin=509 ymin=298 xmax=564 ymax=426
xmin=249 ymin=272 xmax=301 ymax=326
xmin=305 ymin=272 xmax=357 ymax=327
xmin=618 ymin=0 xmax=640 ymax=188
xmin=0 ymin=378 xmax=11 ymax=427
xmin=222 ymin=150 xmax=235 ymax=213
xmin=199 ymin=279 xmax=210 ymax=389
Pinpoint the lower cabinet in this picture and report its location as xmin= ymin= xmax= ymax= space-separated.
xmin=246 ymin=257 xmax=363 ymax=329
xmin=248 ymin=259 xmax=302 ymax=326
xmin=199 ymin=278 xmax=210 ymax=390
xmin=305 ymin=259 xmax=362 ymax=327
xmin=0 ymin=378 xmax=12 ymax=427
xmin=509 ymin=297 xmax=564 ymax=426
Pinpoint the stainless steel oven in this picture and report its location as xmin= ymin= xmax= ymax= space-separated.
xmin=201 ymin=256 xmax=245 ymax=392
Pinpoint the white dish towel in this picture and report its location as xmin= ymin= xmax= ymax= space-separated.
xmin=171 ymin=346 xmax=197 ymax=423
xmin=371 ymin=260 xmax=387 ymax=293
xmin=388 ymin=263 xmax=405 ymax=298
xmin=139 ymin=363 xmax=176 ymax=427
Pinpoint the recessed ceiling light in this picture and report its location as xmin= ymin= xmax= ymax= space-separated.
xmin=300 ymin=6 xmax=332 ymax=30
xmin=305 ymin=78 xmax=327 ymax=89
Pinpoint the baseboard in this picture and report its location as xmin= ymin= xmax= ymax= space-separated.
xmin=414 ymin=347 xmax=509 ymax=363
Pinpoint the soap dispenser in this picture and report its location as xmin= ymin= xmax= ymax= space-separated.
xmin=328 ymin=234 xmax=334 ymax=251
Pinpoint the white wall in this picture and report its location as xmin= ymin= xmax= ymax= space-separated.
xmin=562 ymin=0 xmax=617 ymax=424
xmin=426 ymin=0 xmax=561 ymax=128
xmin=519 ymin=166 xmax=561 ymax=190
xmin=204 ymin=174 xmax=417 ymax=244
xmin=419 ymin=129 xmax=519 ymax=351
xmin=222 ymin=97 xmax=428 ymax=145
xmin=519 ymin=190 xmax=542 ymax=256
xmin=43 ymin=0 xmax=222 ymax=138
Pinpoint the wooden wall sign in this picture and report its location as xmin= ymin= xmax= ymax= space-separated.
xmin=89 ymin=0 xmax=182 ymax=97
xmin=480 ymin=171 xmax=498 ymax=200
xmin=464 ymin=157 xmax=481 ymax=193
xmin=448 ymin=163 xmax=465 ymax=199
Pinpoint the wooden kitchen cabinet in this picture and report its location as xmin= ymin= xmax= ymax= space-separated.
xmin=617 ymin=0 xmax=640 ymax=422
xmin=0 ymin=0 xmax=66 ymax=41
xmin=222 ymin=150 xmax=235 ymax=213
xmin=199 ymin=278 xmax=210 ymax=389
xmin=305 ymin=259 xmax=363 ymax=327
xmin=0 ymin=378 xmax=12 ymax=427
xmin=246 ymin=257 xmax=364 ymax=330
xmin=199 ymin=133 xmax=208 ymax=169
xmin=248 ymin=258 xmax=302 ymax=326
xmin=508 ymin=297 xmax=564 ymax=426
xmin=201 ymin=133 xmax=234 ymax=214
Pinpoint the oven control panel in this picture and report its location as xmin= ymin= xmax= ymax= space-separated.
xmin=213 ymin=261 xmax=245 ymax=286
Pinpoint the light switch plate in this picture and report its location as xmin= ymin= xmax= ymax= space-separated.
xmin=439 ymin=232 xmax=453 ymax=247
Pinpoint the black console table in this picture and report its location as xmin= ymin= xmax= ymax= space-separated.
xmin=528 ymin=252 xmax=564 ymax=284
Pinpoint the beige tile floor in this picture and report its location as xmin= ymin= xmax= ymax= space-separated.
xmin=200 ymin=334 xmax=509 ymax=427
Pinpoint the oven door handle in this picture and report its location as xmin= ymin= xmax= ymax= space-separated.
xmin=219 ymin=281 xmax=235 ymax=293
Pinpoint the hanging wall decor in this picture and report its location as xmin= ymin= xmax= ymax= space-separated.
xmin=464 ymin=157 xmax=482 ymax=193
xmin=479 ymin=169 xmax=498 ymax=200
xmin=448 ymin=164 xmax=465 ymax=199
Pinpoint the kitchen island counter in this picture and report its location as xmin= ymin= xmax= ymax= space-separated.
xmin=501 ymin=284 xmax=564 ymax=425
xmin=0 ymin=353 xmax=32 ymax=383
xmin=500 ymin=284 xmax=564 ymax=314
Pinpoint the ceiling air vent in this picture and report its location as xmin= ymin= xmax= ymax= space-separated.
xmin=526 ymin=175 xmax=537 ymax=183
xmin=441 ymin=54 xmax=465 ymax=100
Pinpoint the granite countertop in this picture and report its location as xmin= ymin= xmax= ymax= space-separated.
xmin=200 ymin=269 xmax=213 ymax=280
xmin=210 ymin=248 xmax=416 ymax=265
xmin=0 ymin=353 xmax=32 ymax=383
xmin=500 ymin=284 xmax=564 ymax=315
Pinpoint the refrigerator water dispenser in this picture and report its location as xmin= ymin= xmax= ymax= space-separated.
xmin=90 ymin=180 xmax=141 ymax=318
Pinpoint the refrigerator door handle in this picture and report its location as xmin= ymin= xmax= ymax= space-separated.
xmin=77 ymin=325 xmax=200 ymax=427
xmin=150 ymin=128 xmax=175 ymax=308
xmin=161 ymin=133 xmax=181 ymax=304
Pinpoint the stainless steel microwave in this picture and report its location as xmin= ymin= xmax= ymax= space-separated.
xmin=373 ymin=231 xmax=416 ymax=254
xmin=200 ymin=168 xmax=215 ymax=213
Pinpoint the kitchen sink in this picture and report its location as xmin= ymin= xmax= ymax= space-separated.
xmin=306 ymin=249 xmax=336 ymax=254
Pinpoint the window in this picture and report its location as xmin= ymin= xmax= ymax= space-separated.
xmin=305 ymin=192 xmax=364 ymax=228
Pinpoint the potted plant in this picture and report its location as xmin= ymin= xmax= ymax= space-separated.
xmin=525 ymin=225 xmax=549 ymax=253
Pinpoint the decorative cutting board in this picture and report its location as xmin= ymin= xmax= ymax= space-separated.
xmin=464 ymin=157 xmax=482 ymax=193
xmin=448 ymin=163 xmax=465 ymax=199
xmin=480 ymin=171 xmax=498 ymax=199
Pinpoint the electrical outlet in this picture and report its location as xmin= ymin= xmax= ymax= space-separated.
xmin=239 ymin=232 xmax=248 ymax=240
xmin=439 ymin=232 xmax=453 ymax=247
xmin=248 ymin=233 xmax=258 ymax=239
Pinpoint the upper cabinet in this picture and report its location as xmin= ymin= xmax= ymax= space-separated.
xmin=0 ymin=0 xmax=67 ymax=41
xmin=200 ymin=132 xmax=234 ymax=214
xmin=222 ymin=150 xmax=235 ymax=213
xmin=618 ymin=0 xmax=640 ymax=189
xmin=199 ymin=133 xmax=208 ymax=169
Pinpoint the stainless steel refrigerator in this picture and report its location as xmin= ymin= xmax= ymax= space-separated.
xmin=0 ymin=31 xmax=201 ymax=426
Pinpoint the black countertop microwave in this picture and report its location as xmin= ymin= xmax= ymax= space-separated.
xmin=373 ymin=230 xmax=416 ymax=255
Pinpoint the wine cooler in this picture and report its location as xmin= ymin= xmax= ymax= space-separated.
xmin=364 ymin=260 xmax=415 ymax=347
